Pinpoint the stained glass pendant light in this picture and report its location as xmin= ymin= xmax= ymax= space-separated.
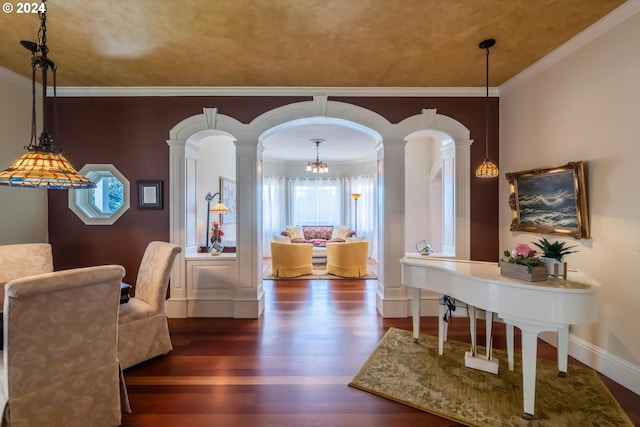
xmin=0 ymin=0 xmax=94 ymax=189
xmin=475 ymin=38 xmax=499 ymax=178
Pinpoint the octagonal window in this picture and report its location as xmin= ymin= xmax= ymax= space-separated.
xmin=68 ymin=164 xmax=130 ymax=225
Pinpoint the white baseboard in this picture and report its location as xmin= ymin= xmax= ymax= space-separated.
xmin=165 ymin=299 xmax=188 ymax=318
xmin=375 ymin=293 xmax=410 ymax=318
xmin=567 ymin=334 xmax=640 ymax=396
xmin=532 ymin=331 xmax=640 ymax=396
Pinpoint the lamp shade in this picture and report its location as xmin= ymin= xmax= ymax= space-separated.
xmin=0 ymin=150 xmax=95 ymax=189
xmin=475 ymin=159 xmax=500 ymax=178
xmin=210 ymin=202 xmax=230 ymax=214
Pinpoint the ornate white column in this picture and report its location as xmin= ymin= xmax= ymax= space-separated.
xmin=233 ymin=138 xmax=265 ymax=318
xmin=376 ymin=139 xmax=409 ymax=317
xmin=454 ymin=139 xmax=472 ymax=260
xmin=165 ymin=138 xmax=200 ymax=318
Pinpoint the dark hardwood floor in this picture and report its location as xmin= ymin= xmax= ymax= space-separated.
xmin=121 ymin=278 xmax=639 ymax=427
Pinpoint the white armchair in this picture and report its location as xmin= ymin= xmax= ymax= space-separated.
xmin=118 ymin=241 xmax=181 ymax=369
xmin=0 ymin=243 xmax=53 ymax=287
xmin=0 ymin=265 xmax=129 ymax=427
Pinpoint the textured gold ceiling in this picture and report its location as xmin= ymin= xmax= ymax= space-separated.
xmin=0 ymin=0 xmax=625 ymax=88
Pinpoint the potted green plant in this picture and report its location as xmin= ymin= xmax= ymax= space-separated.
xmin=531 ymin=238 xmax=579 ymax=276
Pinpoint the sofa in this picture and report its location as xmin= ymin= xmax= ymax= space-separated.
xmin=279 ymin=225 xmax=356 ymax=262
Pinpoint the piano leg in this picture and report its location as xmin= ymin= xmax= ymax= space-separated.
xmin=412 ymin=288 xmax=421 ymax=342
xmin=469 ymin=306 xmax=477 ymax=356
xmin=485 ymin=311 xmax=493 ymax=359
xmin=506 ymin=323 xmax=515 ymax=371
xmin=521 ymin=329 xmax=539 ymax=419
xmin=438 ymin=300 xmax=448 ymax=355
xmin=557 ymin=325 xmax=569 ymax=377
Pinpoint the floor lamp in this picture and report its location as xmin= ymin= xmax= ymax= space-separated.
xmin=200 ymin=192 xmax=230 ymax=252
xmin=352 ymin=193 xmax=361 ymax=235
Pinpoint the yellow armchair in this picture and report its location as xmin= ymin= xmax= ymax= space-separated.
xmin=326 ymin=241 xmax=369 ymax=278
xmin=270 ymin=241 xmax=313 ymax=278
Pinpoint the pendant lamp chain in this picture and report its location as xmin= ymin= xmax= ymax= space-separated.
xmin=0 ymin=0 xmax=95 ymax=189
xmin=475 ymin=38 xmax=499 ymax=179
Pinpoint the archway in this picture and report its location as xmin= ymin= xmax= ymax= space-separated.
xmin=165 ymin=100 xmax=472 ymax=319
xmin=260 ymin=115 xmax=380 ymax=260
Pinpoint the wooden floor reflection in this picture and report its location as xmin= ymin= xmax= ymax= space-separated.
xmin=121 ymin=277 xmax=639 ymax=427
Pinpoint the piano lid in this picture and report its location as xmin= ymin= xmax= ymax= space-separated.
xmin=401 ymin=256 xmax=600 ymax=291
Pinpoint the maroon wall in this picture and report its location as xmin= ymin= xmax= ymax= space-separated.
xmin=47 ymin=95 xmax=499 ymax=285
xmin=333 ymin=97 xmax=500 ymax=262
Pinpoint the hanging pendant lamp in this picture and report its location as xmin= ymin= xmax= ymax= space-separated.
xmin=305 ymin=139 xmax=329 ymax=174
xmin=475 ymin=38 xmax=499 ymax=179
xmin=0 ymin=0 xmax=94 ymax=189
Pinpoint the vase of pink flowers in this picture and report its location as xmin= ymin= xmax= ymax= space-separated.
xmin=500 ymin=244 xmax=548 ymax=282
xmin=209 ymin=221 xmax=225 ymax=255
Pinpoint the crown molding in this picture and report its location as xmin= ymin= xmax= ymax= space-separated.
xmin=501 ymin=0 xmax=640 ymax=92
xmin=49 ymin=86 xmax=499 ymax=98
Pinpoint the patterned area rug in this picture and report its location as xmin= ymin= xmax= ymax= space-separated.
xmin=349 ymin=328 xmax=634 ymax=427
xmin=263 ymin=266 xmax=377 ymax=280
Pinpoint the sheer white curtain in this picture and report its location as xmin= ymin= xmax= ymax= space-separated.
xmin=262 ymin=175 xmax=377 ymax=259
xmin=263 ymin=176 xmax=287 ymax=256
xmin=288 ymin=177 xmax=342 ymax=226
xmin=345 ymin=174 xmax=378 ymax=259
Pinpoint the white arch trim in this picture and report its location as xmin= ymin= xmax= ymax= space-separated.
xmin=165 ymin=102 xmax=472 ymax=318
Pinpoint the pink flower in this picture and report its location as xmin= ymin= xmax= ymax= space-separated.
xmin=512 ymin=244 xmax=536 ymax=258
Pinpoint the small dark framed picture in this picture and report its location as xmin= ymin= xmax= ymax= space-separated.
xmin=137 ymin=180 xmax=163 ymax=210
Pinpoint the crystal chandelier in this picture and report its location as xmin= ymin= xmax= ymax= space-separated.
xmin=0 ymin=0 xmax=94 ymax=189
xmin=305 ymin=139 xmax=328 ymax=174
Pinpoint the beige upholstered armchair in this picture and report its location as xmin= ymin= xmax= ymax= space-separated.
xmin=326 ymin=241 xmax=369 ymax=278
xmin=270 ymin=241 xmax=313 ymax=278
xmin=0 ymin=243 xmax=53 ymax=287
xmin=118 ymin=241 xmax=181 ymax=369
xmin=0 ymin=265 xmax=129 ymax=427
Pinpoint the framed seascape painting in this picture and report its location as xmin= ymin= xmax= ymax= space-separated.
xmin=506 ymin=161 xmax=590 ymax=239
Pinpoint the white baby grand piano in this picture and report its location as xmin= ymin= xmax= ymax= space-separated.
xmin=400 ymin=256 xmax=600 ymax=420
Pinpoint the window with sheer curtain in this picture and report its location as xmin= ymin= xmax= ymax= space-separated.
xmin=262 ymin=175 xmax=377 ymax=258
xmin=290 ymin=177 xmax=342 ymax=226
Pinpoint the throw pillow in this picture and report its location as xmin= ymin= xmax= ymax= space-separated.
xmin=273 ymin=235 xmax=290 ymax=243
xmin=347 ymin=236 xmax=366 ymax=242
xmin=331 ymin=225 xmax=351 ymax=240
xmin=285 ymin=225 xmax=304 ymax=240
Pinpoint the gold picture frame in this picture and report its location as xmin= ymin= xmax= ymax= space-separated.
xmin=506 ymin=161 xmax=589 ymax=239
